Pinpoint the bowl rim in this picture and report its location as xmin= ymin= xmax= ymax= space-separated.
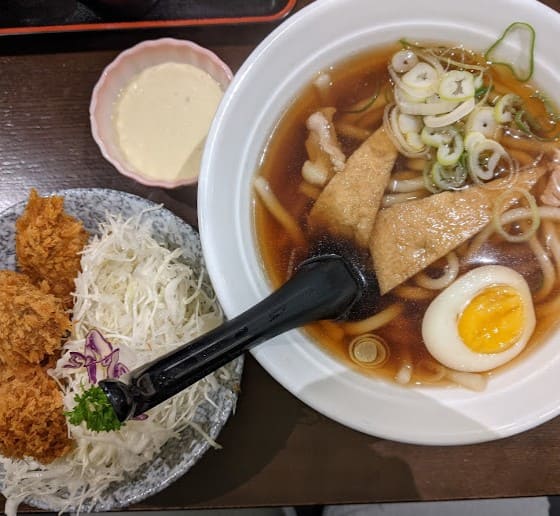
xmin=199 ymin=0 xmax=560 ymax=445
xmin=90 ymin=37 xmax=233 ymax=189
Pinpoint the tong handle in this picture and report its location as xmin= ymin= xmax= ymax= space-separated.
xmin=100 ymin=254 xmax=363 ymax=421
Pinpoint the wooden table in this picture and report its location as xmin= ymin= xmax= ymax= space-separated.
xmin=2 ymin=0 xmax=560 ymax=511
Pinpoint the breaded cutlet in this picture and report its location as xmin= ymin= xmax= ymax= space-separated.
xmin=15 ymin=189 xmax=89 ymax=309
xmin=0 ymin=364 xmax=72 ymax=464
xmin=0 ymin=270 xmax=70 ymax=365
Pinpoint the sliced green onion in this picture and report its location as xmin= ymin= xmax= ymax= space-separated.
xmin=431 ymin=162 xmax=468 ymax=190
xmin=531 ymin=91 xmax=560 ymax=122
xmin=384 ymin=104 xmax=427 ymax=157
xmin=458 ymin=150 xmax=469 ymax=172
xmin=467 ymin=137 xmax=509 ymax=181
xmin=514 ymin=110 xmax=560 ymax=142
xmin=424 ymin=98 xmax=475 ymax=128
xmin=515 ymin=91 xmax=560 ymax=141
xmin=437 ymin=132 xmax=464 ymax=166
xmin=514 ymin=108 xmax=560 ymax=140
xmin=484 ymin=22 xmax=536 ymax=82
xmin=391 ymin=50 xmax=419 ymax=73
xmin=405 ymin=131 xmax=425 ymax=151
xmin=514 ymin=110 xmax=532 ymax=134
xmin=464 ymin=131 xmax=486 ymax=150
xmin=475 ymin=85 xmax=490 ymax=98
xmin=343 ymin=79 xmax=381 ymax=114
xmin=398 ymin=112 xmax=422 ymax=134
xmin=415 ymin=51 xmax=445 ymax=76
xmin=439 ymin=70 xmax=475 ymax=101
xmin=399 ymin=38 xmax=425 ymax=50
xmin=435 ymin=55 xmax=487 ymax=72
xmin=420 ymin=125 xmax=456 ymax=147
xmin=343 ymin=92 xmax=379 ymax=114
xmin=395 ymin=88 xmax=459 ymax=116
xmin=384 ymin=83 xmax=395 ymax=104
xmin=423 ymin=161 xmax=441 ymax=193
xmin=475 ymin=75 xmax=493 ymax=106
xmin=389 ymin=66 xmax=433 ymax=100
xmin=402 ymin=62 xmax=439 ymax=91
xmin=494 ymin=93 xmax=522 ymax=123
xmin=395 ymin=86 xmax=425 ymax=104
xmin=466 ymin=107 xmax=498 ymax=137
xmin=474 ymin=73 xmax=484 ymax=90
xmin=398 ymin=39 xmax=450 ymax=53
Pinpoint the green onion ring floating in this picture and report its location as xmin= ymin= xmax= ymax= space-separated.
xmin=485 ymin=22 xmax=535 ymax=82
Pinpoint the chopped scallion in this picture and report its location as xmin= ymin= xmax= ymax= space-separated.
xmin=475 ymin=85 xmax=490 ymax=98
xmin=484 ymin=22 xmax=535 ymax=82
xmin=343 ymin=88 xmax=379 ymax=114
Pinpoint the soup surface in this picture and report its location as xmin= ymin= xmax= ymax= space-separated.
xmin=254 ymin=40 xmax=560 ymax=390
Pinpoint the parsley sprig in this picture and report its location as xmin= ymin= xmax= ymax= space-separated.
xmin=65 ymin=385 xmax=122 ymax=432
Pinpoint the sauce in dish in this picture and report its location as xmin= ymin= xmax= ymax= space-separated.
xmin=254 ymin=30 xmax=560 ymax=391
xmin=114 ymin=62 xmax=223 ymax=184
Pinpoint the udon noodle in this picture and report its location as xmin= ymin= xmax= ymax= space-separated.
xmin=254 ymin=34 xmax=560 ymax=390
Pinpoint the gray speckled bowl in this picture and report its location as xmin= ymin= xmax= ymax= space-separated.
xmin=0 ymin=188 xmax=243 ymax=512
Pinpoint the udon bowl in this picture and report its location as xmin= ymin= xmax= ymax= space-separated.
xmin=199 ymin=0 xmax=560 ymax=445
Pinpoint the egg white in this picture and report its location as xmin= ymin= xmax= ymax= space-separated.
xmin=422 ymin=265 xmax=536 ymax=373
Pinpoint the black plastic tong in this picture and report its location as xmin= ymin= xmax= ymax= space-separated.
xmin=100 ymin=254 xmax=367 ymax=422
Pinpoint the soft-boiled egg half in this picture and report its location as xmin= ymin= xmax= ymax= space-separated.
xmin=422 ymin=265 xmax=536 ymax=373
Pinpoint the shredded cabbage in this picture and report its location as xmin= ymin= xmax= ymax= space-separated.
xmin=0 ymin=209 xmax=233 ymax=515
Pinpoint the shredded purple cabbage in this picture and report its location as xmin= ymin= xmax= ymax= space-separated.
xmin=63 ymin=329 xmax=148 ymax=421
xmin=63 ymin=329 xmax=129 ymax=384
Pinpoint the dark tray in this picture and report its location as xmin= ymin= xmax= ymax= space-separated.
xmin=0 ymin=0 xmax=296 ymax=35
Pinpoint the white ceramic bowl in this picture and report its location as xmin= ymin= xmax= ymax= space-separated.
xmin=199 ymin=0 xmax=560 ymax=445
xmin=90 ymin=38 xmax=232 ymax=189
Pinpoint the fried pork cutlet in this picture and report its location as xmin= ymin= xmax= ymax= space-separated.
xmin=15 ymin=189 xmax=89 ymax=308
xmin=0 ymin=270 xmax=70 ymax=365
xmin=0 ymin=364 xmax=72 ymax=464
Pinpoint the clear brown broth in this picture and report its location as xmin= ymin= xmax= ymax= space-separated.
xmin=254 ymin=42 xmax=559 ymax=386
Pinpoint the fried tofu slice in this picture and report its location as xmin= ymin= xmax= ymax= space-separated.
xmin=0 ymin=270 xmax=70 ymax=365
xmin=0 ymin=364 xmax=72 ymax=464
xmin=16 ymin=189 xmax=89 ymax=308
xmin=370 ymin=167 xmax=547 ymax=294
xmin=308 ymin=127 xmax=397 ymax=248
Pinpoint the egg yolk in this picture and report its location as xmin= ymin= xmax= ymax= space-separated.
xmin=458 ymin=285 xmax=525 ymax=354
